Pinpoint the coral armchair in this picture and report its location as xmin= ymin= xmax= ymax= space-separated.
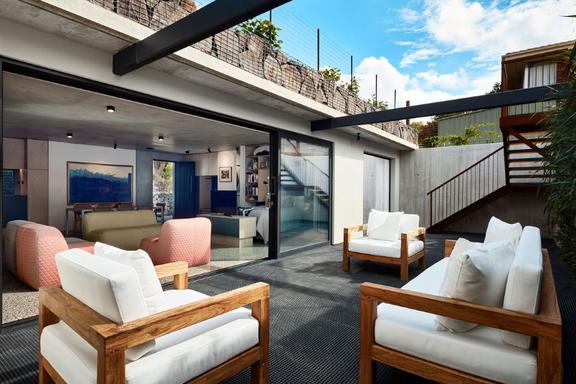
xmin=140 ymin=217 xmax=211 ymax=267
xmin=15 ymin=223 xmax=93 ymax=289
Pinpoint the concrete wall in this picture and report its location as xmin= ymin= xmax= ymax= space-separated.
xmin=48 ymin=142 xmax=136 ymax=230
xmin=135 ymin=150 xmax=184 ymax=209
xmin=399 ymin=143 xmax=504 ymax=227
xmin=0 ymin=16 xmax=402 ymax=244
xmin=444 ymin=190 xmax=552 ymax=238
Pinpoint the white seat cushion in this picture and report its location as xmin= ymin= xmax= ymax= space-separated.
xmin=94 ymin=242 xmax=163 ymax=303
xmin=41 ymin=289 xmax=259 ymax=384
xmin=502 ymin=226 xmax=543 ymax=349
xmin=375 ymin=258 xmax=537 ymax=384
xmin=367 ymin=210 xmax=404 ymax=241
xmin=349 ymin=237 xmax=424 ymax=258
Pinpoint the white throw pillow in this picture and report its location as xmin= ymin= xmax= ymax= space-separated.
xmin=436 ymin=240 xmax=516 ymax=332
xmin=440 ymin=238 xmax=482 ymax=294
xmin=484 ymin=216 xmax=522 ymax=246
xmin=398 ymin=214 xmax=419 ymax=239
xmin=367 ymin=210 xmax=404 ymax=241
xmin=94 ymin=242 xmax=163 ymax=302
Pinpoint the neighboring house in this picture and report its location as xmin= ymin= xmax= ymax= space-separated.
xmin=437 ymin=108 xmax=501 ymax=144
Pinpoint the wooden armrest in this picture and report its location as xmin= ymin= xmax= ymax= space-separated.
xmin=96 ymin=282 xmax=270 ymax=351
xmin=344 ymin=224 xmax=367 ymax=235
xmin=39 ymin=286 xmax=116 ymax=350
xmin=360 ymin=282 xmax=561 ymax=339
xmin=155 ymin=261 xmax=188 ymax=279
xmin=401 ymin=227 xmax=426 ymax=241
xmin=444 ymin=239 xmax=457 ymax=257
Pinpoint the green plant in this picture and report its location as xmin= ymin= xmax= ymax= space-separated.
xmin=421 ymin=123 xmax=497 ymax=147
xmin=543 ymin=40 xmax=576 ymax=273
xmin=483 ymin=129 xmax=499 ymax=143
xmin=240 ymin=19 xmax=283 ymax=50
xmin=319 ymin=67 xmax=342 ymax=82
xmin=368 ymin=94 xmax=388 ymax=110
xmin=343 ymin=78 xmax=360 ymax=96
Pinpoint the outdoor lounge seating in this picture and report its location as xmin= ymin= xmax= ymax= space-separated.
xmin=14 ymin=222 xmax=93 ymax=289
xmin=140 ymin=217 xmax=211 ymax=266
xmin=358 ymin=225 xmax=563 ymax=384
xmin=39 ymin=247 xmax=270 ymax=384
xmin=343 ymin=212 xmax=426 ymax=281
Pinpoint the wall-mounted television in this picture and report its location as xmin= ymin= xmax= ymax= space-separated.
xmin=67 ymin=161 xmax=133 ymax=204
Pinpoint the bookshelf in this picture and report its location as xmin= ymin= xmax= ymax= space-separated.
xmin=245 ymin=146 xmax=269 ymax=204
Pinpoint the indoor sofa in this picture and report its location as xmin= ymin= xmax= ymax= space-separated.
xmin=359 ymin=222 xmax=562 ymax=384
xmin=82 ymin=210 xmax=161 ymax=250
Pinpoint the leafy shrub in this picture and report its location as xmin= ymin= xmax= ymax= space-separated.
xmin=319 ymin=67 xmax=342 ymax=82
xmin=241 ymin=19 xmax=283 ymax=50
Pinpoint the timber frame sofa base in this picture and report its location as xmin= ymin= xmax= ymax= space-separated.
xmin=358 ymin=239 xmax=563 ymax=384
xmin=343 ymin=224 xmax=427 ymax=281
xmin=39 ymin=262 xmax=270 ymax=384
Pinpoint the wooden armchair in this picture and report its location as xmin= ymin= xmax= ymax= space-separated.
xmin=359 ymin=239 xmax=562 ymax=384
xmin=39 ymin=256 xmax=270 ymax=384
xmin=343 ymin=223 xmax=426 ymax=281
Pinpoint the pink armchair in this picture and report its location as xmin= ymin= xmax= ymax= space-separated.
xmin=16 ymin=223 xmax=94 ymax=289
xmin=140 ymin=217 xmax=211 ymax=267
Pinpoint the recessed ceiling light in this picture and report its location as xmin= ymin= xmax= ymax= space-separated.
xmin=146 ymin=147 xmax=154 ymax=150
xmin=106 ymin=105 xmax=116 ymax=113
xmin=66 ymin=133 xmax=73 ymax=139
xmin=185 ymin=150 xmax=190 ymax=154
xmin=158 ymin=135 xmax=164 ymax=142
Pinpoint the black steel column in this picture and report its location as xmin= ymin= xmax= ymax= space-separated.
xmin=0 ymin=61 xmax=4 ymax=329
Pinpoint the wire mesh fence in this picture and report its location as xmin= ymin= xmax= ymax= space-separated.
xmin=86 ymin=0 xmax=418 ymax=144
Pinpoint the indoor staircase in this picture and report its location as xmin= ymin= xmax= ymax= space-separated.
xmin=281 ymin=160 xmax=330 ymax=207
xmin=427 ymin=126 xmax=549 ymax=232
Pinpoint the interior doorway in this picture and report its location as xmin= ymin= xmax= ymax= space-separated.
xmin=152 ymin=160 xmax=175 ymax=222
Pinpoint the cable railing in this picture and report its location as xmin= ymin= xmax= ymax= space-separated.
xmin=427 ymin=146 xmax=506 ymax=228
xmin=86 ymin=0 xmax=419 ymax=144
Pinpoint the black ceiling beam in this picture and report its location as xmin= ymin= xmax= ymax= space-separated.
xmin=113 ymin=0 xmax=291 ymax=76
xmin=311 ymin=84 xmax=570 ymax=131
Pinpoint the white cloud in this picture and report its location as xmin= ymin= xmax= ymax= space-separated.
xmin=422 ymin=0 xmax=576 ymax=64
xmin=351 ymin=56 xmax=500 ymax=119
xmin=400 ymin=48 xmax=441 ymax=67
xmin=399 ymin=8 xmax=421 ymax=23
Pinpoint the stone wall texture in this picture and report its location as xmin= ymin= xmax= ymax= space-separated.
xmin=89 ymin=0 xmax=418 ymax=144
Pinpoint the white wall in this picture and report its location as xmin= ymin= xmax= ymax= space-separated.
xmin=1 ymin=16 xmax=403 ymax=244
xmin=48 ymin=141 xmax=136 ymax=230
xmin=187 ymin=152 xmax=218 ymax=176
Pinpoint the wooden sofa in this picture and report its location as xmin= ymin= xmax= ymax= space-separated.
xmin=39 ymin=253 xmax=270 ymax=384
xmin=343 ymin=214 xmax=426 ymax=281
xmin=359 ymin=236 xmax=562 ymax=384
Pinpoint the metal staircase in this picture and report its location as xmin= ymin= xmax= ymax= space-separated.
xmin=281 ymin=158 xmax=330 ymax=207
xmin=427 ymin=125 xmax=549 ymax=232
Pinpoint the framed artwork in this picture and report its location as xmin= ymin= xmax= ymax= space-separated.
xmin=219 ymin=166 xmax=233 ymax=182
xmin=67 ymin=161 xmax=133 ymax=204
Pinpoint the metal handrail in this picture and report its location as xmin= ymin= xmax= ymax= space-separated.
xmin=427 ymin=146 xmax=506 ymax=228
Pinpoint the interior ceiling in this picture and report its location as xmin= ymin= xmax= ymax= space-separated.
xmin=2 ymin=73 xmax=268 ymax=154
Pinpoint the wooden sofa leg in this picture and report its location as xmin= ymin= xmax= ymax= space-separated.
xmin=400 ymin=262 xmax=408 ymax=281
xmin=39 ymin=356 xmax=55 ymax=384
xmin=418 ymin=256 xmax=425 ymax=271
xmin=359 ymin=294 xmax=377 ymax=384
xmin=343 ymin=251 xmax=350 ymax=272
xmin=252 ymin=297 xmax=270 ymax=384
xmin=538 ymin=337 xmax=562 ymax=384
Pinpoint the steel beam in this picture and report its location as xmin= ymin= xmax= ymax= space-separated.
xmin=311 ymin=84 xmax=570 ymax=131
xmin=113 ymin=0 xmax=291 ymax=75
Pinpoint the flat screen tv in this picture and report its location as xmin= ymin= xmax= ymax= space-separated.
xmin=67 ymin=161 xmax=133 ymax=204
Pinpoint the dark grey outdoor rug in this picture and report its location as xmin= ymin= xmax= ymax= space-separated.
xmin=0 ymin=233 xmax=574 ymax=383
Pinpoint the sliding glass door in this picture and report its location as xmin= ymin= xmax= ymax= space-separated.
xmin=363 ymin=153 xmax=390 ymax=222
xmin=279 ymin=135 xmax=331 ymax=253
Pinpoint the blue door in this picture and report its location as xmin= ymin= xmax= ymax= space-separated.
xmin=173 ymin=161 xmax=198 ymax=218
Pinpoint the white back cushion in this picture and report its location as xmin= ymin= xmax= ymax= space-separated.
xmin=436 ymin=240 xmax=516 ymax=332
xmin=484 ymin=217 xmax=522 ymax=246
xmin=55 ymin=249 xmax=154 ymax=360
xmin=94 ymin=242 xmax=162 ymax=303
xmin=367 ymin=210 xmax=404 ymax=241
xmin=502 ymin=226 xmax=543 ymax=349
xmin=399 ymin=214 xmax=419 ymax=238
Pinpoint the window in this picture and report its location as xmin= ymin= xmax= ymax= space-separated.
xmin=523 ymin=63 xmax=557 ymax=88
xmin=363 ymin=154 xmax=390 ymax=222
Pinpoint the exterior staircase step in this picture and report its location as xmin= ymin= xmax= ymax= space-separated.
xmin=508 ymin=157 xmax=544 ymax=163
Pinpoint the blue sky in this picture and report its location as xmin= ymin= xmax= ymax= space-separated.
xmin=265 ymin=0 xmax=575 ymax=107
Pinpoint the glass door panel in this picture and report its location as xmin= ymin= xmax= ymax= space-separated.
xmin=279 ymin=137 xmax=330 ymax=253
xmin=363 ymin=154 xmax=390 ymax=222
